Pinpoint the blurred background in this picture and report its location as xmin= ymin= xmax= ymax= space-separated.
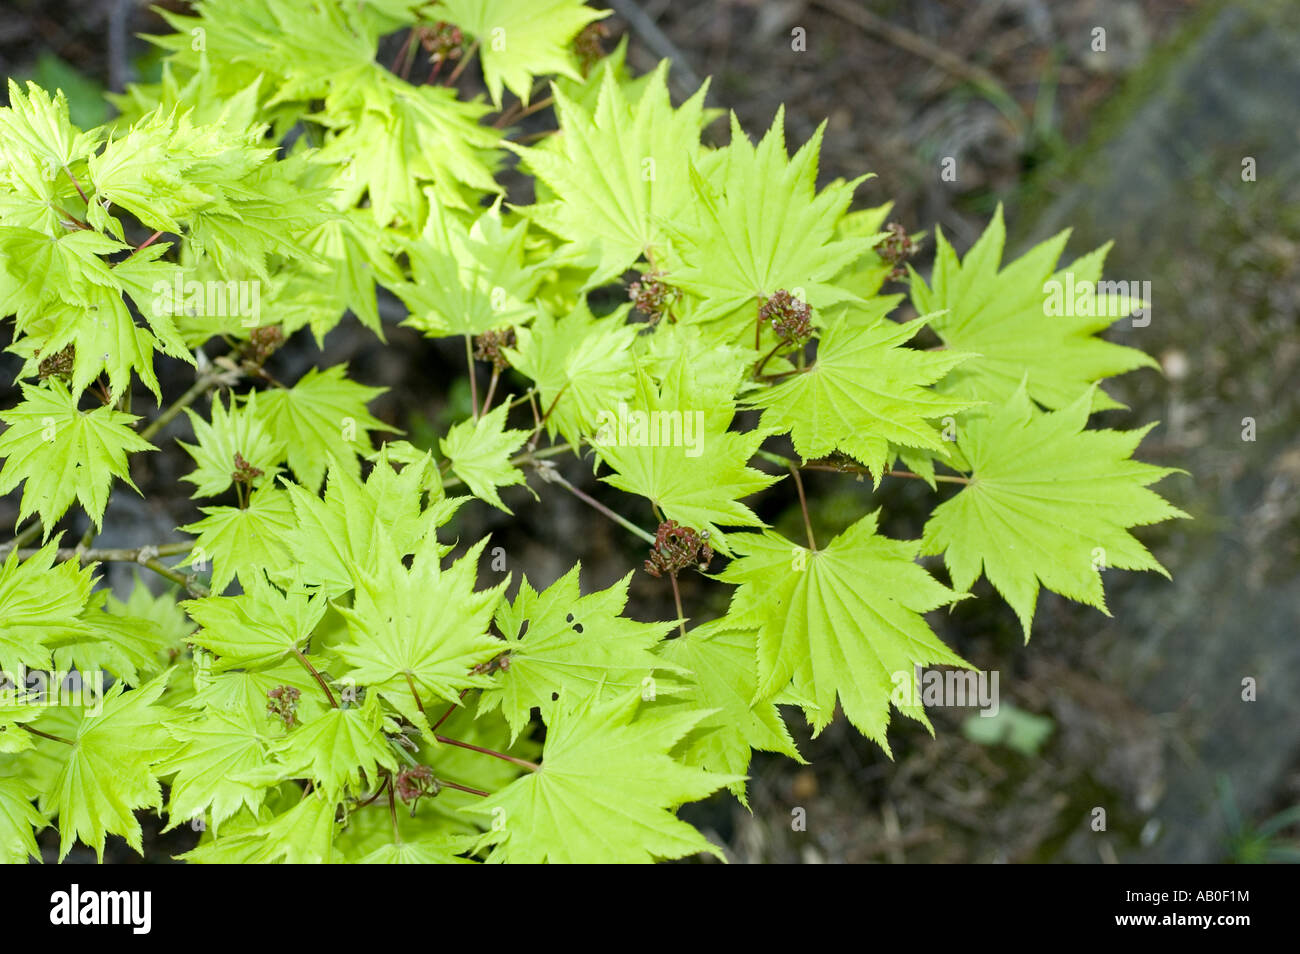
xmin=1 ymin=0 xmax=1297 ymax=862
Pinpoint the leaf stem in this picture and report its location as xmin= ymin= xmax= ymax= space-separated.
xmin=434 ymin=734 xmax=538 ymax=772
xmin=668 ymin=573 xmax=687 ymax=638
xmin=443 ymin=39 xmax=479 ymax=86
xmin=292 ymin=647 xmax=338 ymax=708
xmin=439 ymin=778 xmax=489 ymax=797
xmin=465 ymin=335 xmax=479 ymax=421
xmin=789 ymin=464 xmax=817 ymax=551
xmin=481 ymin=366 xmax=500 ymax=416
xmin=21 ymin=724 xmax=73 ymax=745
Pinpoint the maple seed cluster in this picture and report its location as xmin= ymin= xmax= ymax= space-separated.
xmin=231 ymin=452 xmax=264 ymax=485
xmin=878 ymin=221 xmax=919 ymax=280
xmin=474 ymin=327 xmax=516 ymax=371
xmin=472 ymin=654 xmax=511 ymax=675
xmin=645 ymin=520 xmax=714 ymax=578
xmin=395 ymin=765 xmax=440 ymax=804
xmin=37 ymin=344 xmax=75 ymax=382
xmin=242 ymin=324 xmax=284 ymax=368
xmin=628 ymin=270 xmax=677 ymax=325
xmin=418 ymin=21 xmax=464 ymax=66
xmin=574 ymin=22 xmax=609 ymax=76
xmin=761 ymin=290 xmax=813 ymax=344
xmin=267 ymin=685 xmax=301 ymax=727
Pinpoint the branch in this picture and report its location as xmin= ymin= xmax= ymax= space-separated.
xmin=531 ymin=459 xmax=657 ymax=546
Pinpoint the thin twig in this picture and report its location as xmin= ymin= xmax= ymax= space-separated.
xmin=606 ymin=0 xmax=703 ymax=96
xmin=810 ymin=0 xmax=1027 ymax=133
xmin=532 ymin=463 xmax=657 ymax=546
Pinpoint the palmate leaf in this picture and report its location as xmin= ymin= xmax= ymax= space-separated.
xmin=156 ymin=710 xmax=276 ymax=834
xmin=357 ymin=833 xmax=477 ymax=864
xmin=283 ymin=450 xmax=445 ymax=597
xmin=909 ymin=205 xmax=1158 ymax=412
xmin=716 ymin=512 xmax=969 ymax=749
xmin=313 ymin=69 xmax=502 ymax=223
xmin=0 ymin=775 xmax=44 ymax=864
xmin=181 ymin=485 xmax=297 ymax=594
xmin=469 ymin=689 xmax=738 ymax=863
xmin=243 ymin=692 xmax=397 ymax=798
xmin=334 ymin=537 xmax=507 ymax=727
xmin=179 ymin=790 xmax=340 ymax=864
xmin=595 ymin=362 xmax=779 ymax=555
xmin=183 ymin=574 xmax=330 ymax=670
xmin=479 ymin=564 xmax=675 ymax=740
xmin=503 ymin=298 xmax=639 ymax=449
xmin=511 ymin=62 xmax=709 ymax=284
xmin=393 ymin=203 xmax=544 ymax=338
xmin=432 ymin=0 xmax=608 ymax=107
xmin=47 ymin=676 xmax=171 ymax=861
xmin=0 ymin=541 xmax=95 ymax=673
xmin=0 ymin=381 xmax=156 ymax=536
xmin=666 ymin=109 xmax=867 ymax=341
xmin=439 ymin=403 xmax=529 ymax=513
xmin=253 ymin=364 xmax=394 ymax=491
xmin=920 ymin=383 xmax=1188 ymax=637
xmin=656 ymin=621 xmax=803 ymax=806
xmin=180 ymin=390 xmax=286 ymax=499
xmin=0 ymin=79 xmax=99 ymax=176
xmin=746 ymin=304 xmax=974 ymax=484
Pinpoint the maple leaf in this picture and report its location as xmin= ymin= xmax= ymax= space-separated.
xmin=666 ymin=109 xmax=867 ymax=341
xmin=334 ymin=537 xmax=507 ymax=727
xmin=357 ymin=833 xmax=477 ymax=864
xmin=244 ymin=692 xmax=397 ymax=797
xmin=909 ymin=205 xmax=1158 ymax=412
xmin=179 ymin=790 xmax=340 ymax=864
xmin=0 ymin=541 xmax=95 ymax=673
xmin=156 ymin=711 xmax=275 ymax=834
xmin=919 ymin=383 xmax=1188 ymax=637
xmin=0 ymin=381 xmax=156 ymax=537
xmin=253 ymin=364 xmax=394 ymax=491
xmin=0 ymin=79 xmax=98 ymax=177
xmin=746 ymin=305 xmax=974 ymax=483
xmin=439 ymin=403 xmax=529 ymax=513
xmin=48 ymin=676 xmax=171 ymax=861
xmin=478 ymin=564 xmax=676 ymax=740
xmin=656 ymin=621 xmax=802 ymax=806
xmin=183 ymin=573 xmax=329 ymax=670
xmin=394 ymin=203 xmax=544 ymax=338
xmin=595 ymin=362 xmax=779 ymax=554
xmin=0 ymin=775 xmax=44 ymax=864
xmin=181 ymin=485 xmax=297 ymax=594
xmin=433 ymin=0 xmax=608 ymax=107
xmin=179 ymin=390 xmax=286 ymax=499
xmin=510 ymin=62 xmax=710 ymax=284
xmin=283 ymin=450 xmax=443 ymax=597
xmin=716 ymin=512 xmax=969 ymax=749
xmin=469 ymin=689 xmax=738 ymax=863
xmin=503 ymin=298 xmax=639 ymax=448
